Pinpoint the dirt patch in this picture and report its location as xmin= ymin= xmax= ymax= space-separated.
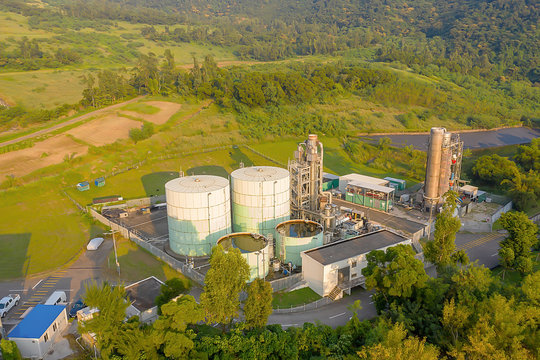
xmin=67 ymin=115 xmax=142 ymax=146
xmin=119 ymin=101 xmax=182 ymax=125
xmin=0 ymin=135 xmax=88 ymax=177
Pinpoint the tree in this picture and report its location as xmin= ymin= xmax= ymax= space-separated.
xmin=442 ymin=297 xmax=471 ymax=348
xmin=521 ymin=271 xmax=540 ymax=306
xmin=200 ymin=245 xmax=250 ymax=329
xmin=357 ymin=322 xmax=440 ymax=360
xmin=152 ymin=295 xmax=204 ymax=359
xmin=498 ymin=212 xmax=538 ymax=275
xmin=156 ymin=277 xmax=189 ymax=314
xmin=0 ymin=339 xmax=22 ymax=360
xmin=362 ymin=244 xmax=428 ymax=308
xmin=515 ymin=138 xmax=539 ymax=172
xmin=244 ymin=278 xmax=273 ymax=329
xmin=423 ymin=191 xmax=468 ymax=272
xmin=80 ymin=281 xmax=130 ymax=360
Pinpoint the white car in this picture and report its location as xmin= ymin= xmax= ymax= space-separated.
xmin=87 ymin=237 xmax=104 ymax=250
xmin=0 ymin=294 xmax=20 ymax=317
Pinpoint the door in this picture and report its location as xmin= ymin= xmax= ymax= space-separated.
xmin=338 ymin=266 xmax=350 ymax=285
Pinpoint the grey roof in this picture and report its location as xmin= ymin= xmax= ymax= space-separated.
xmin=125 ymin=276 xmax=164 ymax=312
xmin=334 ymin=199 xmax=427 ymax=235
xmin=304 ymin=229 xmax=410 ymax=265
xmin=347 ymin=181 xmax=395 ymax=194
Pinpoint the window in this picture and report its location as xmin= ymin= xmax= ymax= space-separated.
xmin=351 ymin=261 xmax=357 ymax=268
xmin=53 ymin=322 xmax=57 ymax=332
xmin=352 ymin=273 xmax=357 ymax=278
xmin=44 ymin=333 xmax=49 ymax=342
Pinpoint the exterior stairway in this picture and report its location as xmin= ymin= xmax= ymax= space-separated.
xmin=327 ymin=286 xmax=342 ymax=301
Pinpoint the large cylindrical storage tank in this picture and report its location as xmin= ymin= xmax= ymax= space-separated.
xmin=424 ymin=127 xmax=445 ymax=201
xmin=231 ymin=166 xmax=290 ymax=238
xmin=166 ymin=175 xmax=231 ymax=257
xmin=276 ymin=220 xmax=324 ymax=267
xmin=217 ymin=233 xmax=270 ymax=281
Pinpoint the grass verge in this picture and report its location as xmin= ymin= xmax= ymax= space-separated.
xmin=272 ymin=287 xmax=321 ymax=309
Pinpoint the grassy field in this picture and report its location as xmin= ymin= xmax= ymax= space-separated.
xmin=65 ymin=146 xmax=276 ymax=206
xmin=0 ymin=178 xmax=103 ymax=279
xmin=0 ymin=70 xmax=87 ymax=108
xmin=103 ymin=236 xmax=190 ymax=286
xmin=272 ymin=287 xmax=322 ymax=309
xmin=121 ymin=102 xmax=160 ymax=115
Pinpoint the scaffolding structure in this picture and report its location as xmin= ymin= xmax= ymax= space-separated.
xmin=289 ymin=134 xmax=324 ymax=218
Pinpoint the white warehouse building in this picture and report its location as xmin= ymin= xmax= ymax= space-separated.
xmin=301 ymin=229 xmax=413 ymax=300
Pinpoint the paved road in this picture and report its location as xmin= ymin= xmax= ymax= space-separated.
xmin=363 ymin=127 xmax=540 ymax=150
xmin=0 ymin=97 xmax=144 ymax=148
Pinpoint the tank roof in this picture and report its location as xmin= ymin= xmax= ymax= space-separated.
xmin=165 ymin=175 xmax=229 ymax=193
xmin=276 ymin=220 xmax=323 ymax=237
xmin=231 ymin=166 xmax=289 ymax=182
xmin=218 ymin=233 xmax=268 ymax=253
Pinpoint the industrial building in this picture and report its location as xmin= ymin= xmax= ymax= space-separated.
xmin=423 ymin=127 xmax=463 ymax=209
xmin=165 ymin=175 xmax=231 ymax=257
xmin=345 ymin=181 xmax=395 ymax=212
xmin=217 ymin=232 xmax=271 ymax=281
xmin=125 ymin=276 xmax=164 ymax=323
xmin=301 ymin=230 xmax=413 ymax=299
xmin=338 ymin=173 xmax=389 ymax=194
xmin=230 ymin=166 xmax=290 ymax=239
xmin=8 ymin=305 xmax=68 ymax=360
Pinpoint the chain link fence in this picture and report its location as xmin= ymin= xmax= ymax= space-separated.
xmin=273 ymin=297 xmax=332 ymax=313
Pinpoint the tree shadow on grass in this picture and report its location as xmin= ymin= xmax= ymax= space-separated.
xmin=0 ymin=233 xmax=31 ymax=280
xmin=229 ymin=147 xmax=254 ymax=169
xmin=141 ymin=171 xmax=179 ymax=197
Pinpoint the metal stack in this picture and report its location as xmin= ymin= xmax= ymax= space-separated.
xmin=423 ymin=127 xmax=463 ymax=209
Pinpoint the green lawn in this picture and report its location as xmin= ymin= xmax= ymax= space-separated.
xmin=272 ymin=287 xmax=322 ymax=309
xmin=0 ymin=178 xmax=103 ymax=279
xmin=104 ymin=236 xmax=191 ymax=286
xmin=121 ymin=102 xmax=160 ymax=115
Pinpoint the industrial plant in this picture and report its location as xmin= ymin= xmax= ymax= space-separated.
xmin=99 ymin=127 xmax=493 ymax=299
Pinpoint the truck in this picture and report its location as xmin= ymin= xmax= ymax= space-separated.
xmin=0 ymin=294 xmax=20 ymax=317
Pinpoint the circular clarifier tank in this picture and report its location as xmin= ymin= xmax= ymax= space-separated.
xmin=275 ymin=220 xmax=324 ymax=267
xmin=217 ymin=232 xmax=270 ymax=281
xmin=230 ymin=166 xmax=290 ymax=239
xmin=166 ymin=175 xmax=231 ymax=257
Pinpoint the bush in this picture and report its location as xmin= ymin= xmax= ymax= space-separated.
xmin=129 ymin=122 xmax=154 ymax=143
xmin=0 ymin=339 xmax=22 ymax=360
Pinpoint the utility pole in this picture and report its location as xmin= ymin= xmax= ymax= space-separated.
xmin=106 ymin=223 xmax=120 ymax=277
xmin=0 ymin=315 xmax=7 ymax=340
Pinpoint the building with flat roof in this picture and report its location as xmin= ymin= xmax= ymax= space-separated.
xmin=8 ymin=304 xmax=67 ymax=359
xmin=125 ymin=276 xmax=164 ymax=323
xmin=301 ymin=229 xmax=413 ymax=299
xmin=345 ymin=181 xmax=395 ymax=212
xmin=338 ymin=173 xmax=389 ymax=193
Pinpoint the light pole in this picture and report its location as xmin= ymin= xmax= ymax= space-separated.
xmin=106 ymin=222 xmax=120 ymax=277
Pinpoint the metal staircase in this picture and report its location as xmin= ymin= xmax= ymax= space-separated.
xmin=327 ymin=286 xmax=342 ymax=301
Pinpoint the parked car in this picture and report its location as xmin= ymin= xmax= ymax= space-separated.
xmin=69 ymin=299 xmax=86 ymax=318
xmin=0 ymin=294 xmax=20 ymax=318
xmin=44 ymin=291 xmax=67 ymax=305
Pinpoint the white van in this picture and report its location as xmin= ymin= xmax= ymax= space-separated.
xmin=44 ymin=291 xmax=67 ymax=305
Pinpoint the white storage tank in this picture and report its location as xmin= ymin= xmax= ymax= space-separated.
xmin=166 ymin=175 xmax=231 ymax=257
xmin=231 ymin=166 xmax=290 ymax=238
xmin=217 ymin=232 xmax=270 ymax=282
xmin=276 ymin=220 xmax=324 ymax=267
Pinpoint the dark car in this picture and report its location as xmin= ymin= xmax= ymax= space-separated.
xmin=69 ymin=299 xmax=86 ymax=318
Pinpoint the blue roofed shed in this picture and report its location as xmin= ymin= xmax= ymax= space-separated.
xmin=9 ymin=304 xmax=68 ymax=359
